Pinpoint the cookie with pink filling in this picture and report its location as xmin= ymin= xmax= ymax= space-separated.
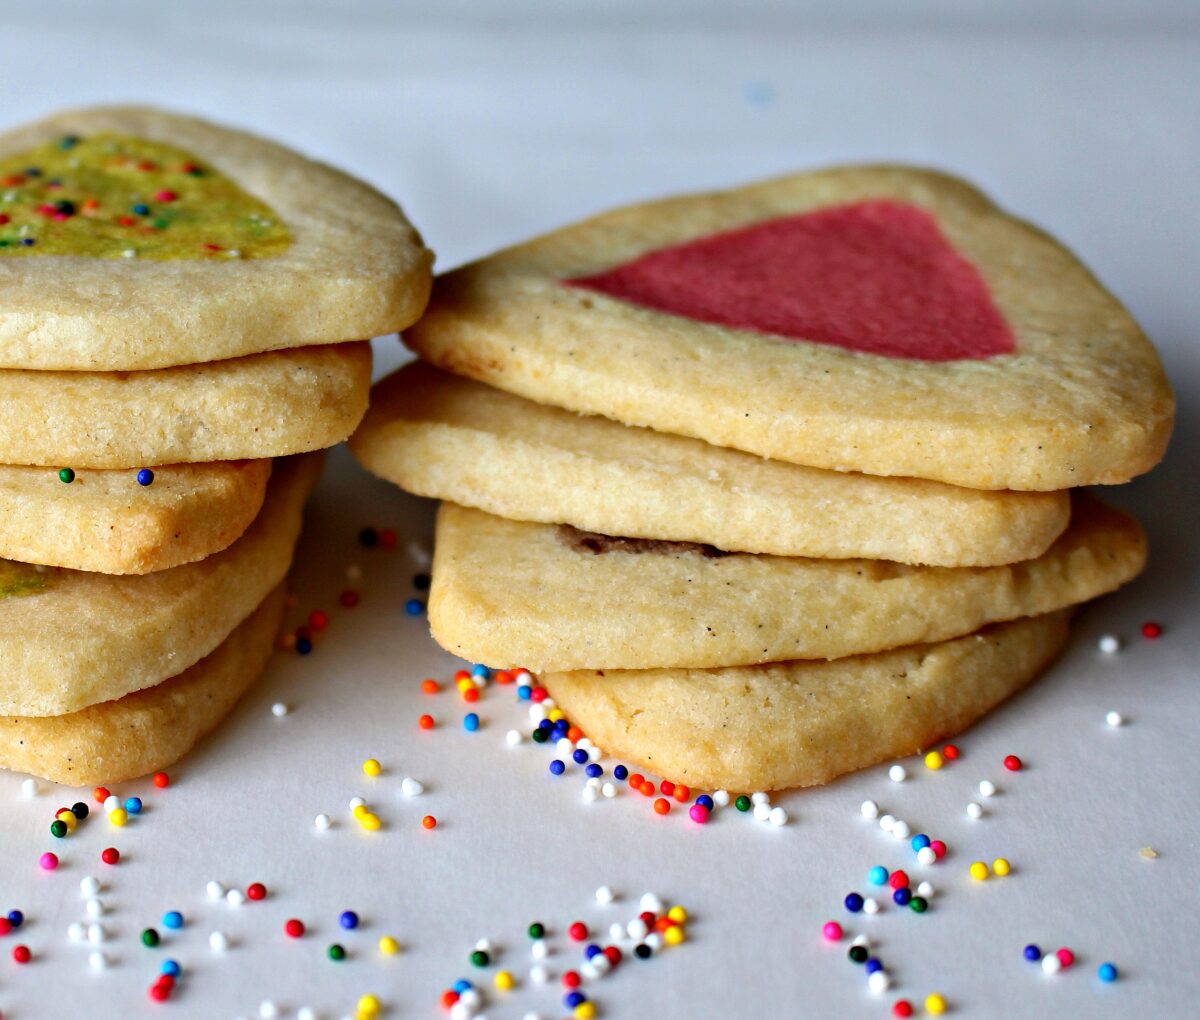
xmin=406 ymin=165 xmax=1173 ymax=490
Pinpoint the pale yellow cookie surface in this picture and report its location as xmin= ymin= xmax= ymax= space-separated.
xmin=0 ymin=342 xmax=369 ymax=468
xmin=543 ymin=610 xmax=1071 ymax=791
xmin=0 ymin=584 xmax=285 ymax=786
xmin=354 ymin=361 xmax=1069 ymax=565
xmin=0 ymin=459 xmax=270 ymax=573
xmin=430 ymin=496 xmax=1142 ymax=670
xmin=0 ymin=106 xmax=433 ymax=370
xmin=407 ymin=166 xmax=1174 ymax=490
xmin=0 ymin=453 xmax=320 ymax=716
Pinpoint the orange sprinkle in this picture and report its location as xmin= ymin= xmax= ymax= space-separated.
xmin=421 ymin=679 xmax=440 ymax=695
xmin=418 ymin=715 xmax=435 ymax=730
xmin=653 ymin=798 xmax=671 ymax=815
xmin=640 ymin=781 xmax=655 ymax=797
xmin=673 ymin=784 xmax=691 ymax=803
xmin=421 ymin=815 xmax=437 ymax=830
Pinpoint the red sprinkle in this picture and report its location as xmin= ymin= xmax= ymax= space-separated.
xmin=568 ymin=922 xmax=588 ymax=942
xmin=246 ymin=882 xmax=267 ymax=902
xmin=101 ymin=847 xmax=120 ymax=866
xmin=892 ymin=1001 xmax=914 ymax=1018
xmin=889 ymin=870 xmax=910 ymax=890
xmin=308 ymin=610 xmax=329 ymax=631
xmin=0 ymin=919 xmax=10 ymax=936
xmin=942 ymin=744 xmax=960 ymax=760
xmin=12 ymin=945 xmax=30 ymax=964
xmin=379 ymin=528 xmax=397 ymax=548
xmin=155 ymin=190 xmax=178 ymax=202
xmin=153 ymin=772 xmax=170 ymax=789
xmin=441 ymin=990 xmax=459 ymax=1009
xmin=603 ymin=945 xmax=622 ymax=965
xmin=339 ymin=590 xmax=360 ymax=608
xmin=149 ymin=984 xmax=171 ymax=1002
xmin=421 ymin=679 xmax=440 ymax=695
xmin=419 ymin=714 xmax=435 ymax=730
xmin=562 ymin=970 xmax=581 ymax=989
xmin=422 ymin=815 xmax=437 ymax=830
xmin=930 ymin=840 xmax=947 ymax=859
xmin=1142 ymin=621 xmax=1162 ymax=639
xmin=1004 ymin=755 xmax=1023 ymax=772
xmin=284 ymin=918 xmax=305 ymax=938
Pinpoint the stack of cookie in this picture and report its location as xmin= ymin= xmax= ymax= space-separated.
xmin=0 ymin=107 xmax=432 ymax=786
xmin=352 ymin=166 xmax=1172 ymax=792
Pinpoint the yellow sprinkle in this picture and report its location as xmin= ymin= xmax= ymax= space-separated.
xmin=925 ymin=992 xmax=948 ymax=1015
xmin=924 ymin=750 xmax=944 ymax=770
xmin=456 ymin=678 xmax=474 ymax=692
xmin=56 ymin=810 xmax=78 ymax=829
xmin=663 ymin=924 xmax=686 ymax=946
xmin=969 ymin=860 xmax=989 ymax=881
xmin=378 ymin=935 xmax=400 ymax=955
xmin=356 ymin=993 xmax=381 ymax=1014
xmin=547 ymin=708 xmax=565 ymax=723
xmin=993 ymin=857 xmax=1011 ymax=877
xmin=109 ymin=808 xmax=128 ymax=827
xmin=667 ymin=905 xmax=688 ymax=923
xmin=359 ymin=813 xmax=382 ymax=831
xmin=353 ymin=804 xmax=370 ymax=820
xmin=362 ymin=758 xmax=382 ymax=777
xmin=494 ymin=969 xmax=515 ymax=991
xmin=574 ymin=1003 xmax=597 ymax=1020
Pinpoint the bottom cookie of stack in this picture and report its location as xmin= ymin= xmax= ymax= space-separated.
xmin=0 ymin=585 xmax=286 ymax=787
xmin=541 ymin=611 xmax=1071 ymax=792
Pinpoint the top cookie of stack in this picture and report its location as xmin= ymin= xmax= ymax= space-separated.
xmin=352 ymin=165 xmax=1171 ymax=791
xmin=0 ymin=107 xmax=432 ymax=786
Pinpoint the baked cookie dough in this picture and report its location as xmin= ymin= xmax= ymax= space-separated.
xmin=353 ymin=361 xmax=1069 ymax=565
xmin=0 ymin=342 xmax=369 ymax=468
xmin=0 ymin=584 xmax=286 ymax=786
xmin=0 ymin=452 xmax=320 ymax=716
xmin=0 ymin=459 xmax=270 ymax=573
xmin=406 ymin=165 xmax=1173 ymax=491
xmin=0 ymin=106 xmax=433 ymax=370
xmin=429 ymin=495 xmax=1143 ymax=670
xmin=542 ymin=610 xmax=1071 ymax=791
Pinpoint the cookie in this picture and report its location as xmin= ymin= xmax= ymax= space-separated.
xmin=0 ymin=452 xmax=320 ymax=717
xmin=0 ymin=342 xmax=369 ymax=468
xmin=353 ymin=361 xmax=1070 ymax=565
xmin=542 ymin=610 xmax=1071 ymax=791
xmin=406 ymin=165 xmax=1174 ymax=490
xmin=0 ymin=584 xmax=286 ymax=786
xmin=429 ymin=495 xmax=1142 ymax=670
xmin=0 ymin=459 xmax=270 ymax=573
xmin=0 ymin=106 xmax=433 ymax=371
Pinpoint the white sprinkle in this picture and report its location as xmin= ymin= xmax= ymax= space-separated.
xmin=459 ymin=989 xmax=481 ymax=1009
xmin=587 ymin=746 xmax=602 ymax=763
xmin=581 ymin=785 xmax=598 ymax=803
xmin=103 ymin=795 xmax=121 ymax=814
xmin=555 ymin=737 xmax=573 ymax=755
xmin=851 ymin=934 xmax=870 ymax=949
xmin=85 ymin=898 xmax=104 ymax=919
xmin=640 ymin=892 xmax=663 ymax=914
xmin=916 ymin=881 xmax=934 ymax=898
xmin=1106 ymin=710 xmax=1125 ymax=728
xmin=593 ymin=953 xmax=611 ymax=976
xmin=259 ymin=1001 xmax=280 ymax=1020
xmin=68 ymin=922 xmax=87 ymax=943
xmin=530 ymin=938 xmax=548 ymax=960
xmin=406 ymin=541 xmax=432 ymax=568
xmin=750 ymin=791 xmax=769 ymax=806
xmin=1041 ymin=953 xmax=1062 ymax=975
xmin=80 ymin=876 xmax=101 ymax=897
xmin=868 ymin=969 xmax=891 ymax=993
xmin=713 ymin=789 xmax=730 ymax=808
xmin=576 ymin=738 xmax=593 ymax=752
xmin=627 ymin=918 xmax=649 ymax=940
xmin=475 ymin=938 xmax=493 ymax=953
xmin=87 ymin=923 xmax=106 ymax=944
xmin=753 ymin=802 xmax=772 ymax=822
xmin=888 ymin=764 xmax=907 ymax=783
xmin=595 ymin=885 xmax=615 ymax=905
xmin=88 ymin=950 xmax=108 ymax=971
xmin=580 ymin=961 xmax=598 ymax=980
xmin=206 ymin=880 xmax=226 ymax=900
xmin=608 ymin=922 xmax=624 ymax=942
xmin=314 ymin=813 xmax=332 ymax=831
xmin=271 ymin=702 xmax=288 ymax=718
xmin=401 ymin=777 xmax=424 ymax=797
xmin=528 ymin=965 xmax=548 ymax=984
xmin=768 ymin=806 xmax=788 ymax=827
xmin=860 ymin=799 xmax=879 ymax=820
xmin=978 ymin=780 xmax=996 ymax=798
xmin=601 ymin=782 xmax=617 ymax=799
xmin=505 ymin=729 xmax=522 ymax=747
xmin=645 ymin=932 xmax=664 ymax=951
xmin=584 ymin=777 xmax=601 ymax=790
xmin=1098 ymin=634 xmax=1121 ymax=654
xmin=226 ymin=888 xmax=246 ymax=908
xmin=297 ymin=1009 xmax=318 ymax=1020
xmin=916 ymin=847 xmax=937 ymax=866
xmin=892 ymin=819 xmax=911 ymax=840
xmin=522 ymin=1012 xmax=543 ymax=1020
xmin=121 ymin=248 xmax=137 ymax=258
xmin=349 ymin=796 xmax=366 ymax=811
xmin=966 ymin=801 xmax=983 ymax=819
xmin=862 ymin=897 xmax=879 ymax=915
xmin=209 ymin=930 xmax=229 ymax=952
xmin=20 ymin=778 xmax=38 ymax=798
xmin=529 ymin=704 xmax=547 ymax=724
xmin=449 ymin=1005 xmax=470 ymax=1020
xmin=878 ymin=813 xmax=896 ymax=833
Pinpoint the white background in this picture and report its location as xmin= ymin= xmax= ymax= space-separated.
xmin=1 ymin=2 xmax=1198 ymax=1018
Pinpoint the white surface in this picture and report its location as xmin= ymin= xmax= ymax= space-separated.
xmin=2 ymin=2 xmax=1199 ymax=1017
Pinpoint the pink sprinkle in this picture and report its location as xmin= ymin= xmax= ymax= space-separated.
xmin=155 ymin=190 xmax=178 ymax=202
xmin=1057 ymin=947 xmax=1075 ymax=968
xmin=39 ymin=852 xmax=59 ymax=871
xmin=822 ymin=921 xmax=843 ymax=941
xmin=688 ymin=804 xmax=710 ymax=824
xmin=930 ymin=839 xmax=947 ymax=860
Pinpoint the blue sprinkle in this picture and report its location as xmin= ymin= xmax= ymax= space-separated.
xmin=1024 ymin=944 xmax=1042 ymax=962
xmin=868 ymin=866 xmax=889 ymax=886
xmin=453 ymin=979 xmax=472 ymax=993
xmin=7 ymin=910 xmax=23 ymax=928
xmin=471 ymin=664 xmax=490 ymax=678
xmin=161 ymin=959 xmax=181 ymax=976
xmin=404 ymin=598 xmax=425 ymax=616
xmin=463 ymin=713 xmax=479 ymax=732
xmin=614 ymin=765 xmax=628 ymax=781
xmin=865 ymin=958 xmax=883 ymax=974
xmin=844 ymin=893 xmax=864 ymax=913
xmin=572 ymin=749 xmax=588 ymax=765
xmin=911 ymin=833 xmax=931 ymax=852
xmin=585 ymin=944 xmax=602 ymax=958
xmin=1098 ymin=961 xmax=1118 ymax=982
xmin=695 ymin=794 xmax=714 ymax=810
xmin=21 ymin=238 xmax=35 ymax=246
xmin=136 ymin=468 xmax=155 ymax=486
xmin=564 ymin=991 xmax=586 ymax=1009
xmin=517 ymin=685 xmax=532 ymax=700
xmin=536 ymin=718 xmax=553 ymax=732
xmin=124 ymin=797 xmax=143 ymax=815
xmin=893 ymin=888 xmax=912 ymax=906
xmin=132 ymin=203 xmax=150 ymax=215
xmin=549 ymin=759 xmax=565 ymax=776
xmin=296 ymin=637 xmax=313 ymax=655
xmin=584 ymin=763 xmax=603 ymax=779
xmin=162 ymin=910 xmax=183 ymax=929
xmin=339 ymin=910 xmax=359 ymax=930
